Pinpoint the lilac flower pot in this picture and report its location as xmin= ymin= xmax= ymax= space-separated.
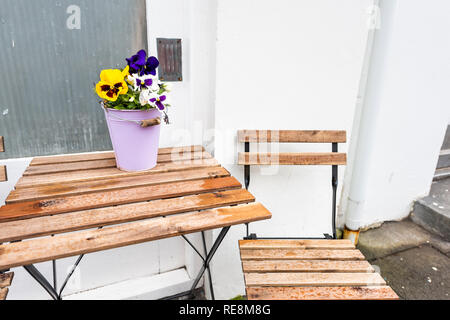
xmin=104 ymin=108 xmax=161 ymax=172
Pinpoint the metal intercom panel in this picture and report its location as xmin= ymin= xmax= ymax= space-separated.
xmin=156 ymin=38 xmax=183 ymax=82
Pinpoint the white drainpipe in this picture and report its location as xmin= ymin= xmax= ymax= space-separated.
xmin=345 ymin=0 xmax=399 ymax=233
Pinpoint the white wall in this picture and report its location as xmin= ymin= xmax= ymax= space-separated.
xmin=211 ymin=0 xmax=374 ymax=299
xmin=147 ymin=0 xmax=217 ymax=150
xmin=343 ymin=0 xmax=450 ymax=229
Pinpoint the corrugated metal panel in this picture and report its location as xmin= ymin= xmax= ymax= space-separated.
xmin=0 ymin=0 xmax=147 ymax=158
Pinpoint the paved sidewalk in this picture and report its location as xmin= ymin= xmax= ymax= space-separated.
xmin=357 ymin=219 xmax=450 ymax=300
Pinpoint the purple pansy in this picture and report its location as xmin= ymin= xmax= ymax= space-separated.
xmin=150 ymin=94 xmax=167 ymax=111
xmin=136 ymin=78 xmax=153 ymax=89
xmin=141 ymin=56 xmax=159 ymax=76
xmin=126 ymin=49 xmax=160 ymax=76
xmin=126 ymin=49 xmax=146 ymax=73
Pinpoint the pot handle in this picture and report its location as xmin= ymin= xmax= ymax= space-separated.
xmin=140 ymin=117 xmax=161 ymax=127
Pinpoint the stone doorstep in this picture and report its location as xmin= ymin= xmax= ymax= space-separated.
xmin=357 ymin=218 xmax=450 ymax=261
xmin=412 ymin=178 xmax=450 ymax=241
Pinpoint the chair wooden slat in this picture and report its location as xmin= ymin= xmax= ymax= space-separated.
xmin=246 ymin=286 xmax=398 ymax=300
xmin=0 ymin=136 xmax=4 ymax=152
xmin=24 ymin=151 xmax=211 ymax=176
xmin=0 ymin=272 xmax=14 ymax=288
xmin=240 ymin=248 xmax=365 ymax=261
xmin=0 ymin=176 xmax=242 ymax=223
xmin=15 ymin=158 xmax=219 ymax=188
xmin=0 ymin=189 xmax=255 ymax=242
xmin=7 ymin=166 xmax=230 ymax=204
xmin=0 ymin=202 xmax=271 ymax=270
xmin=238 ymin=130 xmax=346 ymax=143
xmin=242 ymin=260 xmax=374 ymax=273
xmin=238 ymin=152 xmax=346 ymax=165
xmin=29 ymin=145 xmax=205 ymax=166
xmin=239 ymin=239 xmax=354 ymax=249
xmin=244 ymin=272 xmax=386 ymax=287
xmin=0 ymin=165 xmax=6 ymax=182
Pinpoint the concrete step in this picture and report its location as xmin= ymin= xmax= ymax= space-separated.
xmin=442 ymin=125 xmax=450 ymax=150
xmin=437 ymin=149 xmax=450 ymax=169
xmin=412 ymin=178 xmax=450 ymax=240
xmin=434 ymin=167 xmax=450 ymax=181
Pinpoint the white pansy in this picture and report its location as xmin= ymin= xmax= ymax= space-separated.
xmin=139 ymin=89 xmax=151 ymax=106
xmin=127 ymin=73 xmax=140 ymax=91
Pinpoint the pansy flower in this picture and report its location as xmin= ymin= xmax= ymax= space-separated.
xmin=126 ymin=50 xmax=160 ymax=76
xmin=95 ymin=66 xmax=129 ymax=102
xmin=126 ymin=50 xmax=146 ymax=74
xmin=141 ymin=56 xmax=159 ymax=76
xmin=149 ymin=93 xmax=167 ymax=111
xmin=128 ymin=73 xmax=159 ymax=92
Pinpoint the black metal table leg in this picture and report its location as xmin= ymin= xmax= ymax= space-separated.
xmin=188 ymin=227 xmax=230 ymax=298
xmin=23 ymin=253 xmax=84 ymax=300
xmin=24 ymin=265 xmax=59 ymax=300
xmin=201 ymin=231 xmax=215 ymax=300
xmin=58 ymin=254 xmax=84 ymax=298
xmin=168 ymin=227 xmax=231 ymax=300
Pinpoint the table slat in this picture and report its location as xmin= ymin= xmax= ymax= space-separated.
xmin=29 ymin=145 xmax=205 ymax=166
xmin=24 ymin=151 xmax=211 ymax=176
xmin=0 ymin=176 xmax=242 ymax=222
xmin=0 ymin=288 xmax=8 ymax=300
xmin=239 ymin=239 xmax=354 ymax=250
xmin=0 ymin=202 xmax=271 ymax=270
xmin=244 ymin=272 xmax=386 ymax=287
xmin=246 ymin=286 xmax=398 ymax=300
xmin=240 ymin=249 xmax=365 ymax=260
xmin=16 ymin=158 xmax=219 ymax=188
xmin=7 ymin=166 xmax=230 ymax=204
xmin=0 ymin=189 xmax=255 ymax=242
xmin=242 ymin=260 xmax=374 ymax=273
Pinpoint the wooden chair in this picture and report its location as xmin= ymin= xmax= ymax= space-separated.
xmin=237 ymin=130 xmax=398 ymax=300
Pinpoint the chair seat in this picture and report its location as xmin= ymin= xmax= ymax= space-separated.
xmin=239 ymin=239 xmax=398 ymax=300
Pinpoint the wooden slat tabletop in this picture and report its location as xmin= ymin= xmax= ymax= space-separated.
xmin=239 ymin=239 xmax=399 ymax=300
xmin=0 ymin=146 xmax=271 ymax=271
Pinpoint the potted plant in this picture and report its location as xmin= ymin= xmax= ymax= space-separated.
xmin=95 ymin=49 xmax=170 ymax=172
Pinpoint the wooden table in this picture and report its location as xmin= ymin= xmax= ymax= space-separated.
xmin=0 ymin=145 xmax=271 ymax=300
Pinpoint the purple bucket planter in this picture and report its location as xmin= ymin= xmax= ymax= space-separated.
xmin=104 ymin=108 xmax=161 ymax=172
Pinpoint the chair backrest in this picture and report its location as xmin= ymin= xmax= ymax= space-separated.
xmin=237 ymin=129 xmax=347 ymax=239
xmin=0 ymin=136 xmax=6 ymax=182
xmin=238 ymin=130 xmax=346 ymax=166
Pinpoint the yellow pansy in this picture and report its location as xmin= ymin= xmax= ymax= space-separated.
xmin=95 ymin=66 xmax=129 ymax=101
